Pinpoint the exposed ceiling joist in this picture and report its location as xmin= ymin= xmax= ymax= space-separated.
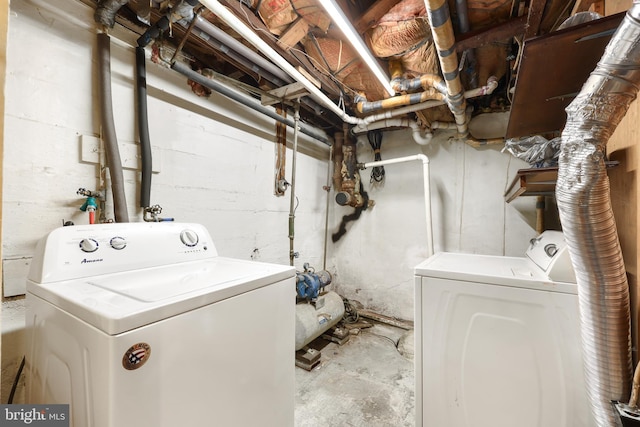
xmin=354 ymin=0 xmax=403 ymax=33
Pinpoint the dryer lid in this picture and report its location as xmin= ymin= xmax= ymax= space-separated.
xmin=415 ymin=252 xmax=578 ymax=294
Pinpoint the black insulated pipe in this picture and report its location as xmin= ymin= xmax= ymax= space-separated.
xmin=135 ymin=46 xmax=152 ymax=209
xmin=137 ymin=16 xmax=170 ymax=48
xmin=171 ymin=61 xmax=329 ymax=145
xmin=97 ymin=33 xmax=129 ymax=222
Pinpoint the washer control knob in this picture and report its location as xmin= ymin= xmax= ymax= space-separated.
xmin=79 ymin=238 xmax=99 ymax=253
xmin=180 ymin=229 xmax=199 ymax=247
xmin=544 ymin=243 xmax=558 ymax=258
xmin=110 ymin=236 xmax=127 ymax=250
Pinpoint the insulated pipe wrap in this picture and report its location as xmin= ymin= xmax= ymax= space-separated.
xmin=135 ymin=46 xmax=152 ymax=208
xmin=556 ymin=4 xmax=640 ymax=425
xmin=425 ymin=0 xmax=467 ymax=135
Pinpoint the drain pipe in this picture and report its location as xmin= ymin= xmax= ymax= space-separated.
xmin=358 ymin=154 xmax=433 ymax=257
xmin=97 ymin=32 xmax=129 ymax=223
xmin=556 ymin=4 xmax=640 ymax=425
xmin=353 ymin=118 xmax=434 ymax=146
xmin=424 ymin=0 xmax=468 ymax=137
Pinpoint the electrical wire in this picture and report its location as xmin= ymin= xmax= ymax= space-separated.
xmin=8 ymin=356 xmax=25 ymax=404
xmin=367 ymin=130 xmax=385 ymax=183
xmin=342 ymin=297 xmax=360 ymax=324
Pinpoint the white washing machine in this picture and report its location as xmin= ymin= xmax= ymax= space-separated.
xmin=25 ymin=222 xmax=295 ymax=427
xmin=414 ymin=230 xmax=595 ymax=427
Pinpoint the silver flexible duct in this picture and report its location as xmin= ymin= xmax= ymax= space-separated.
xmin=556 ymin=3 xmax=640 ymax=425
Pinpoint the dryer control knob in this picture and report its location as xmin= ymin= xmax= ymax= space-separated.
xmin=110 ymin=236 xmax=127 ymax=250
xmin=180 ymin=229 xmax=199 ymax=247
xmin=79 ymin=238 xmax=99 ymax=253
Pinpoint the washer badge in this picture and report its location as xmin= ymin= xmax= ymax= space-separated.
xmin=122 ymin=343 xmax=151 ymax=370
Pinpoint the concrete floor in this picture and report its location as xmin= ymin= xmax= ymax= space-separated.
xmin=295 ymin=323 xmax=415 ymax=427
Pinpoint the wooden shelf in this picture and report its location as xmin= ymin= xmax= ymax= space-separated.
xmin=504 ymin=161 xmax=619 ymax=203
xmin=505 ymin=166 xmax=558 ymax=203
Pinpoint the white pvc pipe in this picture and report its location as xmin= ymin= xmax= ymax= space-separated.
xmin=353 ymin=118 xmax=434 ymax=145
xmin=361 ymin=155 xmax=434 ymax=257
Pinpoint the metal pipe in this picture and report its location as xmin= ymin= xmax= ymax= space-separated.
xmin=357 ymin=90 xmax=445 ymax=114
xmin=424 ymin=0 xmax=468 ymax=137
xmin=171 ymin=61 xmax=329 ymax=144
xmin=358 ymin=76 xmax=498 ymax=126
xmin=359 ymin=154 xmax=433 ymax=257
xmin=455 ymin=0 xmax=478 ymax=88
xmin=193 ymin=16 xmax=293 ymax=86
xmin=191 ymin=16 xmax=326 ymax=115
xmin=556 ymin=3 xmax=640 ymax=425
xmin=198 ymin=0 xmax=362 ymax=124
xmin=97 ymin=32 xmax=129 ymax=222
xmin=323 ymin=145 xmax=333 ymax=271
xmin=289 ymin=103 xmax=300 ymax=266
xmin=391 ymin=73 xmax=448 ymax=94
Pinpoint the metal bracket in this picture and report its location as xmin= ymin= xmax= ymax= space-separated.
xmin=261 ymin=82 xmax=310 ymax=106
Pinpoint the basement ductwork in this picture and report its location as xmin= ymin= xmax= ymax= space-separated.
xmin=556 ymin=3 xmax=640 ymax=425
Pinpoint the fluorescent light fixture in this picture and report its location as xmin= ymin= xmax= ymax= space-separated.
xmin=319 ymin=0 xmax=396 ymax=97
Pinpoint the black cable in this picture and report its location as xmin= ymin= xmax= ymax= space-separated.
xmin=8 ymin=356 xmax=25 ymax=404
xmin=342 ymin=297 xmax=359 ymax=324
xmin=367 ymin=130 xmax=385 ymax=183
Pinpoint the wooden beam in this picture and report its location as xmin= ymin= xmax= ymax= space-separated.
xmin=276 ymin=17 xmax=309 ymax=50
xmin=455 ymin=16 xmax=527 ymax=52
xmin=354 ymin=0 xmax=402 ymax=34
xmin=524 ymin=0 xmax=547 ymax=40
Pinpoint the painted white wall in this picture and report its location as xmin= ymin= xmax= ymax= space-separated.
xmin=1 ymin=0 xmax=537 ymax=402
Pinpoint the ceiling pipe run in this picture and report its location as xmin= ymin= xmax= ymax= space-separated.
xmin=193 ymin=16 xmax=293 ymax=86
xmin=556 ymin=4 xmax=640 ymax=425
xmin=199 ymin=0 xmax=362 ymax=125
xmin=356 ymin=89 xmax=445 ymax=114
xmin=198 ymin=0 xmax=494 ymax=147
xmin=171 ymin=61 xmax=329 ymax=144
xmin=357 ymin=76 xmax=498 ymax=126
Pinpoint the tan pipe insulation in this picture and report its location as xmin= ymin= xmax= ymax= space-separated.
xmin=357 ymin=89 xmax=445 ymax=114
xmin=556 ymin=3 xmax=640 ymax=425
xmin=424 ymin=0 xmax=468 ymax=137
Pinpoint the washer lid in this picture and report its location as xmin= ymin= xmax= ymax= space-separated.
xmin=415 ymin=252 xmax=578 ymax=294
xmin=27 ymin=257 xmax=295 ymax=335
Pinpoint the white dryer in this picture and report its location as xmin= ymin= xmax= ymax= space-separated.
xmin=414 ymin=230 xmax=594 ymax=427
xmin=25 ymin=222 xmax=295 ymax=427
